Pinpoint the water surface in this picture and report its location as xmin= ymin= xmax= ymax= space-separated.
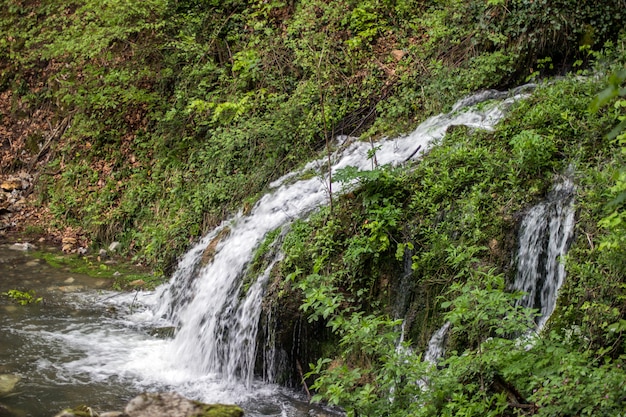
xmin=0 ymin=244 xmax=328 ymax=417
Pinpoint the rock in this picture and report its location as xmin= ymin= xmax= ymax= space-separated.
xmin=201 ymin=228 xmax=230 ymax=266
xmin=53 ymin=393 xmax=243 ymax=417
xmin=148 ymin=326 xmax=176 ymax=338
xmin=57 ymin=285 xmax=83 ymax=293
xmin=0 ymin=403 xmax=13 ymax=417
xmin=108 ymin=242 xmax=121 ymax=252
xmin=124 ymin=392 xmax=243 ymax=417
xmin=54 ymin=405 xmax=98 ymax=417
xmin=0 ymin=374 xmax=20 ymax=396
xmin=98 ymin=249 xmax=108 ymax=258
xmin=8 ymin=242 xmax=35 ymax=251
xmin=128 ymin=279 xmax=145 ymax=287
xmin=390 ymin=49 xmax=406 ymax=61
xmin=0 ymin=179 xmax=23 ymax=192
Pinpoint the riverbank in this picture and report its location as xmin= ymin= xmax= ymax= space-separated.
xmin=0 ymin=228 xmax=159 ymax=290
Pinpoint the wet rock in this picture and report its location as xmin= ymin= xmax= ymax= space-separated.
xmin=57 ymin=285 xmax=83 ymax=293
xmin=201 ymin=227 xmax=231 ymax=266
xmin=55 ymin=405 xmax=98 ymax=417
xmin=0 ymin=374 xmax=20 ymax=396
xmin=125 ymin=393 xmax=243 ymax=417
xmin=8 ymin=242 xmax=35 ymax=251
xmin=148 ymin=326 xmax=176 ymax=338
xmin=0 ymin=404 xmax=12 ymax=417
xmin=53 ymin=394 xmax=244 ymax=417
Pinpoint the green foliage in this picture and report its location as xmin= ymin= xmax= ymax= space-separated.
xmin=590 ymin=69 xmax=626 ymax=277
xmin=4 ymin=0 xmax=622 ymax=271
xmin=509 ymin=129 xmax=557 ymax=177
xmin=3 ymin=7 xmax=626 ymax=414
xmin=276 ymin=69 xmax=626 ymax=415
xmin=2 ymin=289 xmax=42 ymax=305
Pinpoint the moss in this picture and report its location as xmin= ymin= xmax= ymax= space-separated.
xmin=33 ymin=250 xmax=159 ymax=289
xmin=195 ymin=403 xmax=244 ymax=417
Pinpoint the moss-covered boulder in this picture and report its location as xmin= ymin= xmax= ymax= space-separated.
xmin=125 ymin=393 xmax=243 ymax=417
xmin=55 ymin=392 xmax=244 ymax=417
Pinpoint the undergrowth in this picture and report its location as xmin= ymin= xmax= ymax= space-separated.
xmin=277 ymin=69 xmax=626 ymax=415
xmin=2 ymin=0 xmax=623 ymax=272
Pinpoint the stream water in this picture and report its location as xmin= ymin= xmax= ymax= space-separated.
xmin=0 ymin=87 xmax=532 ymax=416
xmin=0 ymin=245 xmax=324 ymax=417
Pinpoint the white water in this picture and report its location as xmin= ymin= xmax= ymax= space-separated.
xmin=423 ymin=321 xmax=452 ymax=364
xmin=511 ymin=176 xmax=576 ymax=330
xmin=32 ymin=88 xmax=531 ymax=410
xmin=152 ymin=88 xmax=527 ymax=385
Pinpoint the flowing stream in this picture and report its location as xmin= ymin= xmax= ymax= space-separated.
xmin=0 ymin=87 xmax=531 ymax=416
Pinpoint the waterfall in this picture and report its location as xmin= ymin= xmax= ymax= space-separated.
xmin=150 ymin=87 xmax=531 ymax=387
xmin=423 ymin=321 xmax=451 ymax=364
xmin=511 ymin=176 xmax=576 ymax=330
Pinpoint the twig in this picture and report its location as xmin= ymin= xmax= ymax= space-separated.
xmin=404 ymin=145 xmax=422 ymax=162
xmin=27 ymin=114 xmax=72 ymax=173
xmin=296 ymin=359 xmax=311 ymax=401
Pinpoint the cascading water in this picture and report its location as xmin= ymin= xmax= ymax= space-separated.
xmin=149 ymin=87 xmax=530 ymax=388
xmin=4 ymin=87 xmax=532 ymax=414
xmin=418 ymin=175 xmax=576 ymax=370
xmin=511 ymin=175 xmax=576 ymax=330
xmin=423 ymin=321 xmax=452 ymax=364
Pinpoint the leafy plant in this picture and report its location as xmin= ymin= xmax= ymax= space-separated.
xmin=3 ymin=289 xmax=42 ymax=305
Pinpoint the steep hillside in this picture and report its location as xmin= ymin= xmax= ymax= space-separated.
xmin=1 ymin=0 xmax=623 ymax=274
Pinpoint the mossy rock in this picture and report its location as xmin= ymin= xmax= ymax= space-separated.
xmin=196 ymin=404 xmax=244 ymax=417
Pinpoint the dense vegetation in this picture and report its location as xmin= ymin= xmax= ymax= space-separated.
xmin=273 ymin=74 xmax=626 ymax=416
xmin=1 ymin=0 xmax=622 ymax=272
xmin=2 ymin=0 xmax=626 ymax=415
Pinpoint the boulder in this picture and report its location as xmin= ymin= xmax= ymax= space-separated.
xmin=54 ymin=393 xmax=244 ymax=417
xmin=125 ymin=393 xmax=244 ymax=417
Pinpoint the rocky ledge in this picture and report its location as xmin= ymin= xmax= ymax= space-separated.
xmin=55 ymin=392 xmax=244 ymax=417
